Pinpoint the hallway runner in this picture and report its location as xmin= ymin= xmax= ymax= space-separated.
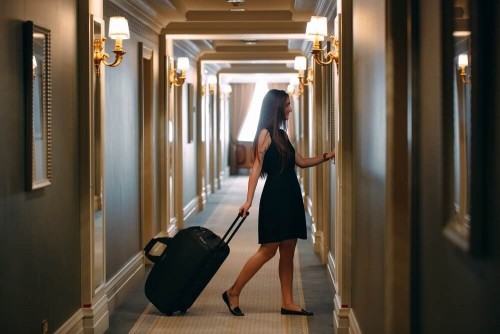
xmin=129 ymin=178 xmax=309 ymax=334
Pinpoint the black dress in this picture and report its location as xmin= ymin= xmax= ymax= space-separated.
xmin=258 ymin=129 xmax=307 ymax=244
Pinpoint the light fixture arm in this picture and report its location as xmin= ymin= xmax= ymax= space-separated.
xmin=312 ymin=36 xmax=339 ymax=70
xmin=298 ymin=68 xmax=313 ymax=86
xmin=94 ymin=37 xmax=126 ymax=76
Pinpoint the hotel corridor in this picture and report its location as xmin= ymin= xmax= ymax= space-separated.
xmin=106 ymin=176 xmax=334 ymax=334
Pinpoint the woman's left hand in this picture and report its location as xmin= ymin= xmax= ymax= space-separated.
xmin=324 ymin=149 xmax=335 ymax=160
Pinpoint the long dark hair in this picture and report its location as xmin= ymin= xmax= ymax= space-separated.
xmin=253 ymin=89 xmax=291 ymax=175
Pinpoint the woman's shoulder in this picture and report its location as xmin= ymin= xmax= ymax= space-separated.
xmin=257 ymin=128 xmax=272 ymax=144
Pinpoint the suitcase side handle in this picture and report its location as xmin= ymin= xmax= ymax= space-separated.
xmin=218 ymin=212 xmax=249 ymax=248
xmin=144 ymin=237 xmax=172 ymax=263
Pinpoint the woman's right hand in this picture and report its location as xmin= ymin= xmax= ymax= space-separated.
xmin=239 ymin=202 xmax=251 ymax=217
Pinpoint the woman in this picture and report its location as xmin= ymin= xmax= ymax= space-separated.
xmin=222 ymin=89 xmax=335 ymax=316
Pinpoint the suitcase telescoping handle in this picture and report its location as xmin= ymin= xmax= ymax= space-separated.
xmin=218 ymin=211 xmax=249 ymax=248
xmin=144 ymin=237 xmax=172 ymax=263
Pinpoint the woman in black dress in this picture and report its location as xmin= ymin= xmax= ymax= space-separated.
xmin=222 ymin=89 xmax=335 ymax=316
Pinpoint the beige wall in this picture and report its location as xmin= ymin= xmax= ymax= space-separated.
xmin=351 ymin=0 xmax=387 ymax=332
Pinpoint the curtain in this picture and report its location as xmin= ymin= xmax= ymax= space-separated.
xmin=231 ymin=83 xmax=256 ymax=142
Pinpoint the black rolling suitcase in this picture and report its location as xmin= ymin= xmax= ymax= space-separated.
xmin=143 ymin=212 xmax=248 ymax=315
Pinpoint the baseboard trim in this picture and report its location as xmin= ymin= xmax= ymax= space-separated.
xmin=349 ymin=309 xmax=362 ymax=334
xmin=56 ymin=253 xmax=145 ymax=334
xmin=167 ymin=222 xmax=179 ymax=236
xmin=55 ymin=309 xmax=84 ymax=334
xmin=183 ymin=197 xmax=199 ymax=222
xmin=334 ymin=295 xmax=351 ymax=334
xmin=82 ymin=294 xmax=109 ymax=334
xmin=327 ymin=251 xmax=337 ymax=290
xmin=311 ymin=225 xmax=326 ymax=263
xmin=106 ymin=252 xmax=145 ymax=312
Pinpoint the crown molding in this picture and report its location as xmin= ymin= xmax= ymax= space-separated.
xmin=106 ymin=0 xmax=165 ymax=35
xmin=173 ymin=40 xmax=201 ymax=60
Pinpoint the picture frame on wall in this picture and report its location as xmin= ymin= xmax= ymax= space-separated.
xmin=24 ymin=21 xmax=52 ymax=191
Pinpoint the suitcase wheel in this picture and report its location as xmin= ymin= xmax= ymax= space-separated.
xmin=165 ymin=311 xmax=173 ymax=316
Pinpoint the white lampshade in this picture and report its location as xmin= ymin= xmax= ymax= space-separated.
xmin=223 ymin=84 xmax=232 ymax=94
xmin=177 ymin=57 xmax=190 ymax=71
xmin=290 ymin=77 xmax=300 ymax=86
xmin=307 ymin=16 xmax=328 ymax=37
xmin=287 ymin=84 xmax=294 ymax=94
xmin=207 ymin=75 xmax=217 ymax=85
xmin=306 ymin=22 xmax=325 ymax=41
xmin=458 ymin=54 xmax=469 ymax=68
xmin=294 ymin=56 xmax=307 ymax=71
xmin=108 ymin=16 xmax=130 ymax=40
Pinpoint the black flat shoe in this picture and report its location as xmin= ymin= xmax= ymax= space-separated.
xmin=280 ymin=308 xmax=314 ymax=316
xmin=222 ymin=291 xmax=244 ymax=316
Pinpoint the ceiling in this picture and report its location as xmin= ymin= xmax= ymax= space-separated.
xmin=112 ymin=0 xmax=336 ymax=82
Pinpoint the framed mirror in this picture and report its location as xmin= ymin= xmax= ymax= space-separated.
xmin=24 ymin=21 xmax=52 ymax=190
xmin=442 ymin=0 xmax=487 ymax=255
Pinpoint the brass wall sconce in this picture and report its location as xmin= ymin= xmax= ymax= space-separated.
xmin=207 ymin=75 xmax=217 ymax=94
xmin=457 ymin=54 xmax=471 ymax=84
xmin=294 ymin=56 xmax=313 ymax=86
xmin=287 ymin=77 xmax=303 ymax=96
xmin=169 ymin=57 xmax=190 ymax=87
xmin=94 ymin=16 xmax=130 ymax=76
xmin=306 ymin=16 xmax=339 ymax=69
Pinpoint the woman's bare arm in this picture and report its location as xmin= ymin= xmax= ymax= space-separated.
xmin=239 ymin=129 xmax=272 ymax=216
xmin=295 ymin=149 xmax=335 ymax=169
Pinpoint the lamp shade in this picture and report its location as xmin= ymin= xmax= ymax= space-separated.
xmin=458 ymin=54 xmax=469 ymax=68
xmin=108 ymin=16 xmax=130 ymax=40
xmin=207 ymin=75 xmax=217 ymax=85
xmin=177 ymin=57 xmax=190 ymax=71
xmin=306 ymin=22 xmax=325 ymax=41
xmin=287 ymin=84 xmax=294 ymax=94
xmin=307 ymin=16 xmax=328 ymax=37
xmin=294 ymin=56 xmax=307 ymax=71
xmin=290 ymin=77 xmax=300 ymax=86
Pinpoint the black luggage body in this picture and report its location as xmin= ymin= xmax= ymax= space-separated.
xmin=144 ymin=213 xmax=248 ymax=315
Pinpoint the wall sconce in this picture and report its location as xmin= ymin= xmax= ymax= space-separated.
xmin=287 ymin=77 xmax=303 ymax=96
xmin=457 ymin=53 xmax=471 ymax=84
xmin=294 ymin=56 xmax=313 ymax=86
xmin=169 ymin=57 xmax=190 ymax=87
xmin=222 ymin=84 xmax=232 ymax=98
xmin=306 ymin=16 xmax=339 ymax=69
xmin=207 ymin=75 xmax=217 ymax=94
xmin=94 ymin=16 xmax=130 ymax=76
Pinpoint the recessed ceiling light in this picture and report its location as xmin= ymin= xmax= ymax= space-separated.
xmin=230 ymin=8 xmax=246 ymax=12
xmin=227 ymin=0 xmax=246 ymax=4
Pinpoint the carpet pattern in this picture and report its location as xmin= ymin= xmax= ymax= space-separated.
xmin=129 ymin=178 xmax=309 ymax=334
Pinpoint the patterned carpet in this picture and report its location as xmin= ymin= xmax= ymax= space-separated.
xmin=129 ymin=178 xmax=309 ymax=334
xmin=106 ymin=176 xmax=334 ymax=334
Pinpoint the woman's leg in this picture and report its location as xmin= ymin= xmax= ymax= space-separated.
xmin=278 ymin=239 xmax=302 ymax=311
xmin=226 ymin=242 xmax=280 ymax=307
